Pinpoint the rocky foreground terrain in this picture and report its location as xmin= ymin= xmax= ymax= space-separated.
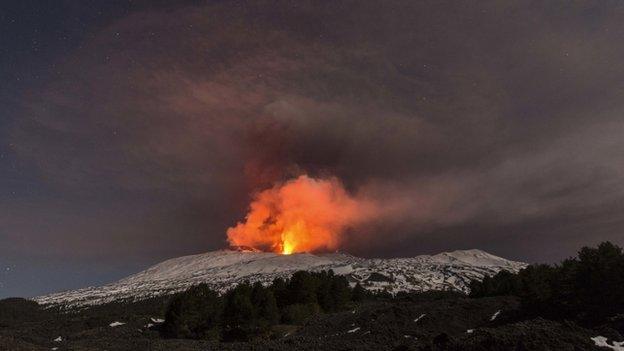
xmin=7 ymin=247 xmax=624 ymax=350
xmin=0 ymin=293 xmax=618 ymax=351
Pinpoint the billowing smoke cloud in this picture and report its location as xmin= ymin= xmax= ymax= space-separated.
xmin=7 ymin=1 xmax=624 ymax=264
xmin=227 ymin=175 xmax=378 ymax=254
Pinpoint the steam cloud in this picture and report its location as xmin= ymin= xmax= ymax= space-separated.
xmin=227 ymin=175 xmax=378 ymax=254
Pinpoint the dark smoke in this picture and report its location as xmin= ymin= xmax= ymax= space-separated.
xmin=8 ymin=0 xmax=624 ymax=268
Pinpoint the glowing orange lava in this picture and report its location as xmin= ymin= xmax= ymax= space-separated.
xmin=227 ymin=175 xmax=375 ymax=254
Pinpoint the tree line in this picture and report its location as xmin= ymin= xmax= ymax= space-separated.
xmin=162 ymin=270 xmax=370 ymax=341
xmin=469 ymin=241 xmax=624 ymax=326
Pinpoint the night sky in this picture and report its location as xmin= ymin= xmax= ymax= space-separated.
xmin=2 ymin=0 xmax=624 ymax=298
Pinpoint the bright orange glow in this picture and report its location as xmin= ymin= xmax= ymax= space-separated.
xmin=227 ymin=175 xmax=376 ymax=254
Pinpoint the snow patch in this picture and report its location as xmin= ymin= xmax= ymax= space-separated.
xmin=53 ymin=336 xmax=62 ymax=342
xmin=347 ymin=327 xmax=361 ymax=333
xmin=467 ymin=329 xmax=474 ymax=333
xmin=414 ymin=313 xmax=426 ymax=322
xmin=490 ymin=310 xmax=501 ymax=321
xmin=150 ymin=317 xmax=165 ymax=323
xmin=109 ymin=321 xmax=126 ymax=327
xmin=591 ymin=336 xmax=624 ymax=350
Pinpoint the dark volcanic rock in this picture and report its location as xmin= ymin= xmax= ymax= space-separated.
xmin=0 ymin=295 xmax=612 ymax=350
xmin=447 ymin=318 xmax=604 ymax=351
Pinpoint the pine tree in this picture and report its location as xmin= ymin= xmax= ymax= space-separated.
xmin=251 ymin=282 xmax=280 ymax=326
xmin=287 ymin=271 xmax=319 ymax=305
xmin=329 ymin=274 xmax=351 ymax=311
xmin=352 ymin=283 xmax=367 ymax=302
xmin=223 ymin=282 xmax=254 ymax=328
xmin=162 ymin=284 xmax=222 ymax=340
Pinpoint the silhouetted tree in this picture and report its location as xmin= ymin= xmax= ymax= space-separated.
xmin=162 ymin=284 xmax=222 ymax=340
xmin=469 ymin=241 xmax=624 ymax=326
xmin=251 ymin=282 xmax=279 ymax=326
xmin=329 ymin=274 xmax=351 ymax=311
xmin=271 ymin=277 xmax=288 ymax=308
xmin=163 ymin=269 xmax=372 ymax=340
xmin=351 ymin=283 xmax=368 ymax=302
xmin=287 ymin=271 xmax=319 ymax=305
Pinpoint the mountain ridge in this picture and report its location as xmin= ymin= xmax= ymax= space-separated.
xmin=34 ymin=249 xmax=526 ymax=308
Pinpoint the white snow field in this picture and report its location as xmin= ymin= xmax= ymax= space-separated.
xmin=34 ymin=249 xmax=525 ymax=308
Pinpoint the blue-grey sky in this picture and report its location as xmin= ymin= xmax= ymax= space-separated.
xmin=2 ymin=0 xmax=624 ymax=298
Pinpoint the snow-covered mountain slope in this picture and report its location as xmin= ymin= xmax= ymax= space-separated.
xmin=34 ymin=249 xmax=526 ymax=307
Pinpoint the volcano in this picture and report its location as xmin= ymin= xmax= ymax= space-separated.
xmin=35 ymin=249 xmax=525 ymax=308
